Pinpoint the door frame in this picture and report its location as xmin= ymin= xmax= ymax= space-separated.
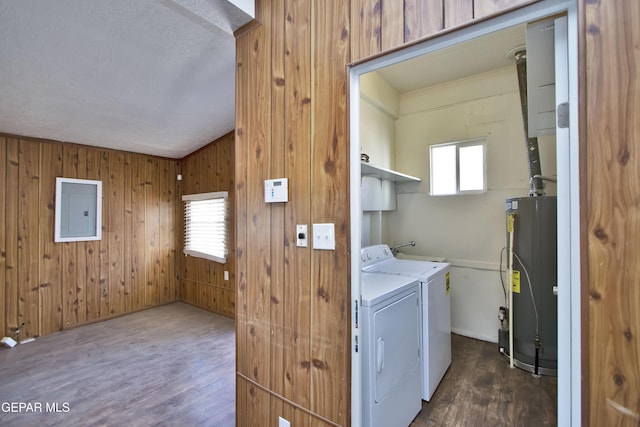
xmin=348 ymin=1 xmax=580 ymax=425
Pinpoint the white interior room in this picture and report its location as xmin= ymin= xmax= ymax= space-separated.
xmin=350 ymin=3 xmax=582 ymax=423
xmin=359 ymin=23 xmax=558 ymax=343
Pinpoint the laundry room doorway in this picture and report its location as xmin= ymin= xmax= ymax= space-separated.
xmin=348 ymin=2 xmax=581 ymax=426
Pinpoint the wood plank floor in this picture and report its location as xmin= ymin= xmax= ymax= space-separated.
xmin=0 ymin=303 xmax=556 ymax=427
xmin=411 ymin=333 xmax=558 ymax=426
xmin=0 ymin=302 xmax=235 ymax=427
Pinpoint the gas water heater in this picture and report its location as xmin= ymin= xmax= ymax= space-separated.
xmin=500 ymin=196 xmax=557 ymax=376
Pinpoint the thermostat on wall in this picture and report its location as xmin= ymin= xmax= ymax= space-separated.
xmin=264 ymin=178 xmax=288 ymax=203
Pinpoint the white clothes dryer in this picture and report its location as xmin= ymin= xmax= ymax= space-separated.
xmin=361 ymin=272 xmax=422 ymax=427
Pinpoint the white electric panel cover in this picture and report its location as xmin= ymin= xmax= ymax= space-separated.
xmin=264 ymin=178 xmax=288 ymax=203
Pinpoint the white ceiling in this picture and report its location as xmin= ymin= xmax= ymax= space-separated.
xmin=0 ymin=0 xmax=253 ymax=159
xmin=376 ymin=24 xmax=526 ymax=93
xmin=0 ymin=5 xmax=522 ymax=158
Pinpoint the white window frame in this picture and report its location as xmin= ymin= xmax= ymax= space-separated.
xmin=429 ymin=138 xmax=487 ymax=195
xmin=182 ymin=191 xmax=228 ymax=264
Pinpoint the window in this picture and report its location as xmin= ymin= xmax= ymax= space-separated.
xmin=183 ymin=191 xmax=228 ymax=264
xmin=430 ymin=138 xmax=486 ymax=195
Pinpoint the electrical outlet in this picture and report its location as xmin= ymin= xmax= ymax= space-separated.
xmin=278 ymin=416 xmax=291 ymax=427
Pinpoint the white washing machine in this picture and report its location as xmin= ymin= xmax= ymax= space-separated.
xmin=361 ymin=272 xmax=422 ymax=427
xmin=362 ymin=244 xmax=451 ymax=401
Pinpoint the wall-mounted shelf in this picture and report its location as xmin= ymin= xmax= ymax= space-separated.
xmin=361 ymin=162 xmax=421 ymax=182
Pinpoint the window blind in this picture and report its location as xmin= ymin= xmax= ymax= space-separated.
xmin=182 ymin=191 xmax=228 ymax=264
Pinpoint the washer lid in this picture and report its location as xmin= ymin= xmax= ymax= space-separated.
xmin=363 ymin=258 xmax=449 ymax=280
xmin=361 ymin=272 xmax=419 ymax=306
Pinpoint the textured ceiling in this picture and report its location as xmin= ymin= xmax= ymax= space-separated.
xmin=376 ymin=24 xmax=526 ymax=93
xmin=0 ymin=0 xmax=253 ymax=158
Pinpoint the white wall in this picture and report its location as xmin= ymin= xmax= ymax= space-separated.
xmin=359 ymin=72 xmax=398 ymax=168
xmin=360 ymin=72 xmax=399 ymax=244
xmin=359 ymin=66 xmax=557 ymax=342
xmin=387 ymin=66 xmax=556 ymax=342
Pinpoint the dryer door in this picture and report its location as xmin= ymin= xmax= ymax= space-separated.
xmin=372 ymin=288 xmax=421 ymax=402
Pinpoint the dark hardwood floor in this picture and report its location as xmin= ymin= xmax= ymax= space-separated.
xmin=0 ymin=304 xmax=556 ymax=427
xmin=0 ymin=302 xmax=235 ymax=427
xmin=411 ymin=334 xmax=558 ymax=427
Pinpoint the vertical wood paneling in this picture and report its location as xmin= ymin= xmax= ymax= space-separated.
xmin=235 ymin=1 xmax=270 ymax=416
xmin=310 ymin=1 xmax=350 ymax=423
xmin=404 ymin=0 xmax=443 ymax=43
xmin=146 ymin=158 xmax=160 ymax=307
xmin=179 ymin=133 xmax=236 ymax=318
xmin=236 ymin=374 xmax=248 ymax=427
xmin=585 ymin=1 xmax=640 ymax=425
xmin=174 ymin=160 xmax=182 ymax=303
xmin=238 ymin=0 xmax=558 ymax=424
xmin=18 ymin=140 xmax=40 ymax=337
xmin=62 ymin=145 xmax=79 ymax=328
xmin=473 ymin=0 xmax=535 ymax=20
xmin=76 ymin=147 xmax=88 ymax=324
xmin=131 ymin=155 xmax=146 ymax=312
xmin=349 ymin=0 xmax=540 ymax=62
xmin=109 ymin=152 xmax=126 ymax=316
xmin=0 ymin=137 xmax=6 ymax=336
xmin=284 ymin=403 xmax=311 ymax=427
xmin=247 ymin=380 xmax=271 ymax=426
xmin=39 ymin=142 xmax=63 ymax=335
xmin=224 ymin=289 xmax=235 ymax=317
xmin=1 ymin=135 xmax=179 ymax=339
xmin=218 ymin=139 xmax=235 ymax=295
xmin=159 ymin=160 xmax=171 ymax=303
xmin=283 ymin=0 xmax=312 ymax=409
xmin=5 ymin=138 xmax=19 ymax=334
xmin=195 ymin=152 xmax=209 ymax=298
xmin=381 ymin=0 xmax=404 ymax=51
xmin=236 ymin=0 xmax=351 ymax=424
xmin=99 ymin=151 xmax=110 ymax=317
xmin=84 ymin=149 xmax=102 ymax=321
xmin=169 ymin=160 xmax=178 ymax=302
xmin=444 ymin=0 xmax=473 ymax=27
xmin=246 ymin=2 xmax=273 ymax=390
xmin=123 ymin=154 xmax=133 ymax=311
xmin=271 ymin=0 xmax=287 ymax=399
xmin=350 ymin=0 xmax=381 ymax=60
xmin=236 ymin=31 xmax=250 ymax=393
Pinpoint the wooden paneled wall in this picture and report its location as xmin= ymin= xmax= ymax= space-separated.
xmin=583 ymin=1 xmax=640 ymax=425
xmin=0 ymin=135 xmax=179 ymax=339
xmin=350 ymin=0 xmax=538 ymax=61
xmin=179 ymin=131 xmax=236 ymax=319
xmin=235 ymin=0 xmax=350 ymax=425
xmin=234 ymin=0 xmax=536 ymax=426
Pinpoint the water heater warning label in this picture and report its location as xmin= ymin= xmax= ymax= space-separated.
xmin=512 ymin=270 xmax=521 ymax=293
xmin=446 ymin=272 xmax=450 ymax=295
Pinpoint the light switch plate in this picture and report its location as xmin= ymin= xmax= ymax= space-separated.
xmin=278 ymin=417 xmax=291 ymax=427
xmin=313 ymin=223 xmax=335 ymax=250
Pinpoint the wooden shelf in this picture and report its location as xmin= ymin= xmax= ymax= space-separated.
xmin=361 ymin=162 xmax=421 ymax=182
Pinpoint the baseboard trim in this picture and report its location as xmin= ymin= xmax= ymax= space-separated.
xmin=452 ymin=327 xmax=498 ymax=344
